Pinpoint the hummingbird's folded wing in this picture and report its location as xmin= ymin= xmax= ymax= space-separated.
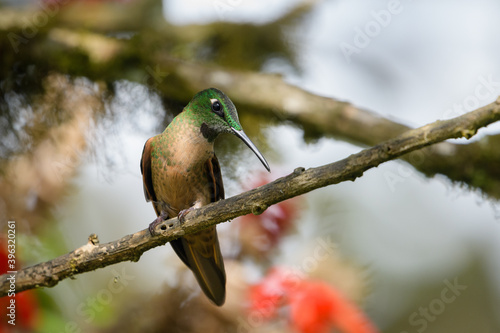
xmin=206 ymin=154 xmax=224 ymax=202
xmin=140 ymin=137 xmax=157 ymax=203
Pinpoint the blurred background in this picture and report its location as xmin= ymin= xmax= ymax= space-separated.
xmin=1 ymin=0 xmax=500 ymax=332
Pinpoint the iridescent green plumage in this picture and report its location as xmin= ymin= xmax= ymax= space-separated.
xmin=141 ymin=88 xmax=269 ymax=306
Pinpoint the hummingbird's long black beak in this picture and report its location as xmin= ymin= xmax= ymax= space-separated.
xmin=232 ymin=128 xmax=271 ymax=172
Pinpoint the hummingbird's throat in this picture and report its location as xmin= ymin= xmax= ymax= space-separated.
xmin=200 ymin=122 xmax=218 ymax=142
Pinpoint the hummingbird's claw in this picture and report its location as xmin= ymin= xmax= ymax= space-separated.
xmin=149 ymin=212 xmax=168 ymax=236
xmin=178 ymin=207 xmax=194 ymax=224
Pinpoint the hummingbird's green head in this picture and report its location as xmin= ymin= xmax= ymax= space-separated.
xmin=186 ymin=87 xmax=270 ymax=172
xmin=187 ymin=87 xmax=242 ymax=136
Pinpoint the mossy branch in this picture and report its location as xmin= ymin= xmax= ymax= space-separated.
xmin=1 ymin=98 xmax=499 ymax=297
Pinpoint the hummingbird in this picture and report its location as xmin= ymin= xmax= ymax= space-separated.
xmin=140 ymin=88 xmax=270 ymax=306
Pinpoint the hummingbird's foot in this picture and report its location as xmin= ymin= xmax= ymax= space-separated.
xmin=178 ymin=207 xmax=195 ymax=224
xmin=149 ymin=212 xmax=168 ymax=236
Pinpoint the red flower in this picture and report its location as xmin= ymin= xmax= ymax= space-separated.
xmin=248 ymin=268 xmax=377 ymax=333
xmin=248 ymin=268 xmax=304 ymax=319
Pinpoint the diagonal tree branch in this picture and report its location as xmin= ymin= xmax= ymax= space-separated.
xmin=1 ymin=99 xmax=500 ymax=297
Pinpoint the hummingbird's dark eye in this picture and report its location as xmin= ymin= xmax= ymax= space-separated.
xmin=211 ymin=100 xmax=224 ymax=117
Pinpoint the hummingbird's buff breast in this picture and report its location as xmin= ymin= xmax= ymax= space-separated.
xmin=150 ymin=121 xmax=215 ymax=217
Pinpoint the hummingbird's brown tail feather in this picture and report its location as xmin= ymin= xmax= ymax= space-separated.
xmin=171 ymin=231 xmax=226 ymax=306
